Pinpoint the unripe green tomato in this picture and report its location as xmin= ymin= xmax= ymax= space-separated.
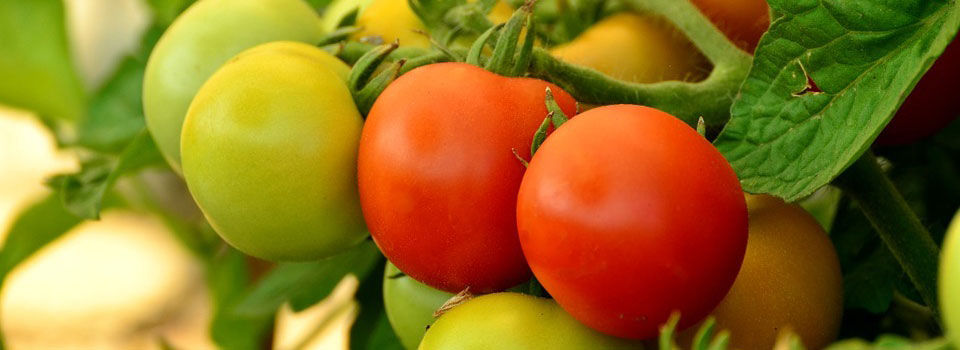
xmin=180 ymin=41 xmax=366 ymax=261
xmin=143 ymin=0 xmax=324 ymax=173
xmin=383 ymin=262 xmax=454 ymax=350
xmin=942 ymin=209 xmax=960 ymax=343
xmin=418 ymin=293 xmax=640 ymax=350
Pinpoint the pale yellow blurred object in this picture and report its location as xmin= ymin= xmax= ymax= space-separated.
xmin=550 ymin=13 xmax=710 ymax=83
xmin=353 ymin=0 xmax=513 ymax=47
xmin=274 ymin=276 xmax=359 ymax=350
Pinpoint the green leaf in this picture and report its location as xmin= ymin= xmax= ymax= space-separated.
xmin=0 ymin=0 xmax=86 ymax=121
xmin=76 ymin=58 xmax=148 ymax=153
xmin=842 ymin=245 xmax=901 ymax=313
xmin=208 ymin=247 xmax=273 ymax=350
xmin=349 ymin=261 xmax=404 ymax=350
xmin=51 ymin=131 xmax=165 ymax=219
xmin=714 ymin=0 xmax=960 ymax=201
xmin=232 ymin=240 xmax=382 ymax=317
xmin=0 ymin=194 xmax=84 ymax=283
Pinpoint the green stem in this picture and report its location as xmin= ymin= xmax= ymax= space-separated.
xmin=834 ymin=151 xmax=941 ymax=320
xmin=528 ymin=0 xmax=752 ymax=127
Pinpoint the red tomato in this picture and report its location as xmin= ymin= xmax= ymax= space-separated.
xmin=691 ymin=0 xmax=769 ymax=52
xmin=876 ymin=39 xmax=960 ymax=145
xmin=516 ymin=105 xmax=747 ymax=339
xmin=358 ymin=62 xmax=578 ymax=294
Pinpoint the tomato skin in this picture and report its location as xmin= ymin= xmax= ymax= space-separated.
xmin=876 ymin=40 xmax=960 ymax=146
xmin=516 ymin=105 xmax=747 ymax=339
xmin=942 ymin=209 xmax=960 ymax=343
xmin=418 ymin=293 xmax=641 ymax=350
xmin=358 ymin=62 xmax=577 ymax=293
xmin=180 ymin=42 xmax=366 ymax=261
xmin=143 ymin=0 xmax=323 ymax=173
xmin=683 ymin=194 xmax=843 ymax=349
xmin=690 ymin=0 xmax=769 ymax=52
xmin=550 ymin=13 xmax=709 ymax=83
xmin=383 ymin=262 xmax=454 ymax=350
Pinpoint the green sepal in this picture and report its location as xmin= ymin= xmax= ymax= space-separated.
xmin=355 ymin=59 xmax=406 ymax=116
xmin=467 ymin=23 xmax=504 ymax=66
xmin=530 ymin=116 xmax=551 ymax=157
xmin=544 ymin=87 xmax=568 ymax=127
xmin=484 ymin=1 xmax=532 ymax=76
xmin=316 ymin=26 xmax=362 ymax=46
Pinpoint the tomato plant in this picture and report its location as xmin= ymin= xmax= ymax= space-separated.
xmin=4 ymin=0 xmax=960 ymax=349
xmin=686 ymin=194 xmax=843 ymax=350
xmin=942 ymin=209 xmax=960 ymax=343
xmin=550 ymin=13 xmax=709 ymax=83
xmin=358 ymin=62 xmax=577 ymax=294
xmin=143 ymin=0 xmax=324 ymax=173
xmin=383 ymin=262 xmax=454 ymax=350
xmin=180 ymin=41 xmax=367 ymax=261
xmin=419 ymin=293 xmax=640 ymax=350
xmin=690 ymin=0 xmax=769 ymax=52
xmin=516 ymin=104 xmax=748 ymax=339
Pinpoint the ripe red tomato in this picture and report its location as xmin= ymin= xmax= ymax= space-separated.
xmin=358 ymin=62 xmax=578 ymax=294
xmin=876 ymin=40 xmax=960 ymax=145
xmin=691 ymin=0 xmax=769 ymax=52
xmin=516 ymin=105 xmax=747 ymax=339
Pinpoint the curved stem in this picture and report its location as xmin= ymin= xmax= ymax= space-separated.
xmin=834 ymin=151 xmax=941 ymax=323
xmin=527 ymin=0 xmax=752 ymax=126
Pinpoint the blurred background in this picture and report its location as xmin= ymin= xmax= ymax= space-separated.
xmin=0 ymin=0 xmax=352 ymax=348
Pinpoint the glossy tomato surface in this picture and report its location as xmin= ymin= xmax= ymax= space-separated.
xmin=687 ymin=194 xmax=843 ymax=350
xmin=691 ymin=0 xmax=769 ymax=52
xmin=383 ymin=262 xmax=454 ymax=350
xmin=143 ymin=0 xmax=323 ymax=173
xmin=550 ymin=13 xmax=709 ymax=83
xmin=358 ymin=62 xmax=577 ymax=293
xmin=181 ymin=42 xmax=367 ymax=261
xmin=876 ymin=40 xmax=960 ymax=146
xmin=516 ymin=105 xmax=747 ymax=339
xmin=418 ymin=293 xmax=640 ymax=350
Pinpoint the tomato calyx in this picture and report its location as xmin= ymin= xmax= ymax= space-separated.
xmin=432 ymin=288 xmax=475 ymax=318
xmin=348 ymin=41 xmax=406 ymax=115
xmin=466 ymin=0 xmax=536 ymax=77
xmin=525 ymin=87 xmax=571 ymax=159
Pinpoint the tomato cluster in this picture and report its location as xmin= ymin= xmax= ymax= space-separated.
xmin=140 ymin=0 xmax=959 ymax=348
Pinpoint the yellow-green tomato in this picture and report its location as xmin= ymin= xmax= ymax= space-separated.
xmin=418 ymin=293 xmax=640 ymax=350
xmin=550 ymin=13 xmax=709 ymax=83
xmin=383 ymin=262 xmax=454 ymax=350
xmin=685 ymin=194 xmax=843 ymax=350
xmin=143 ymin=0 xmax=323 ymax=173
xmin=180 ymin=41 xmax=365 ymax=261
xmin=941 ymin=209 xmax=960 ymax=342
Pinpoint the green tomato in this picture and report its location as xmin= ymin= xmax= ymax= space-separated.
xmin=942 ymin=209 xmax=960 ymax=343
xmin=418 ymin=293 xmax=640 ymax=350
xmin=143 ymin=0 xmax=324 ymax=173
xmin=384 ymin=262 xmax=454 ymax=350
xmin=180 ymin=41 xmax=365 ymax=261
